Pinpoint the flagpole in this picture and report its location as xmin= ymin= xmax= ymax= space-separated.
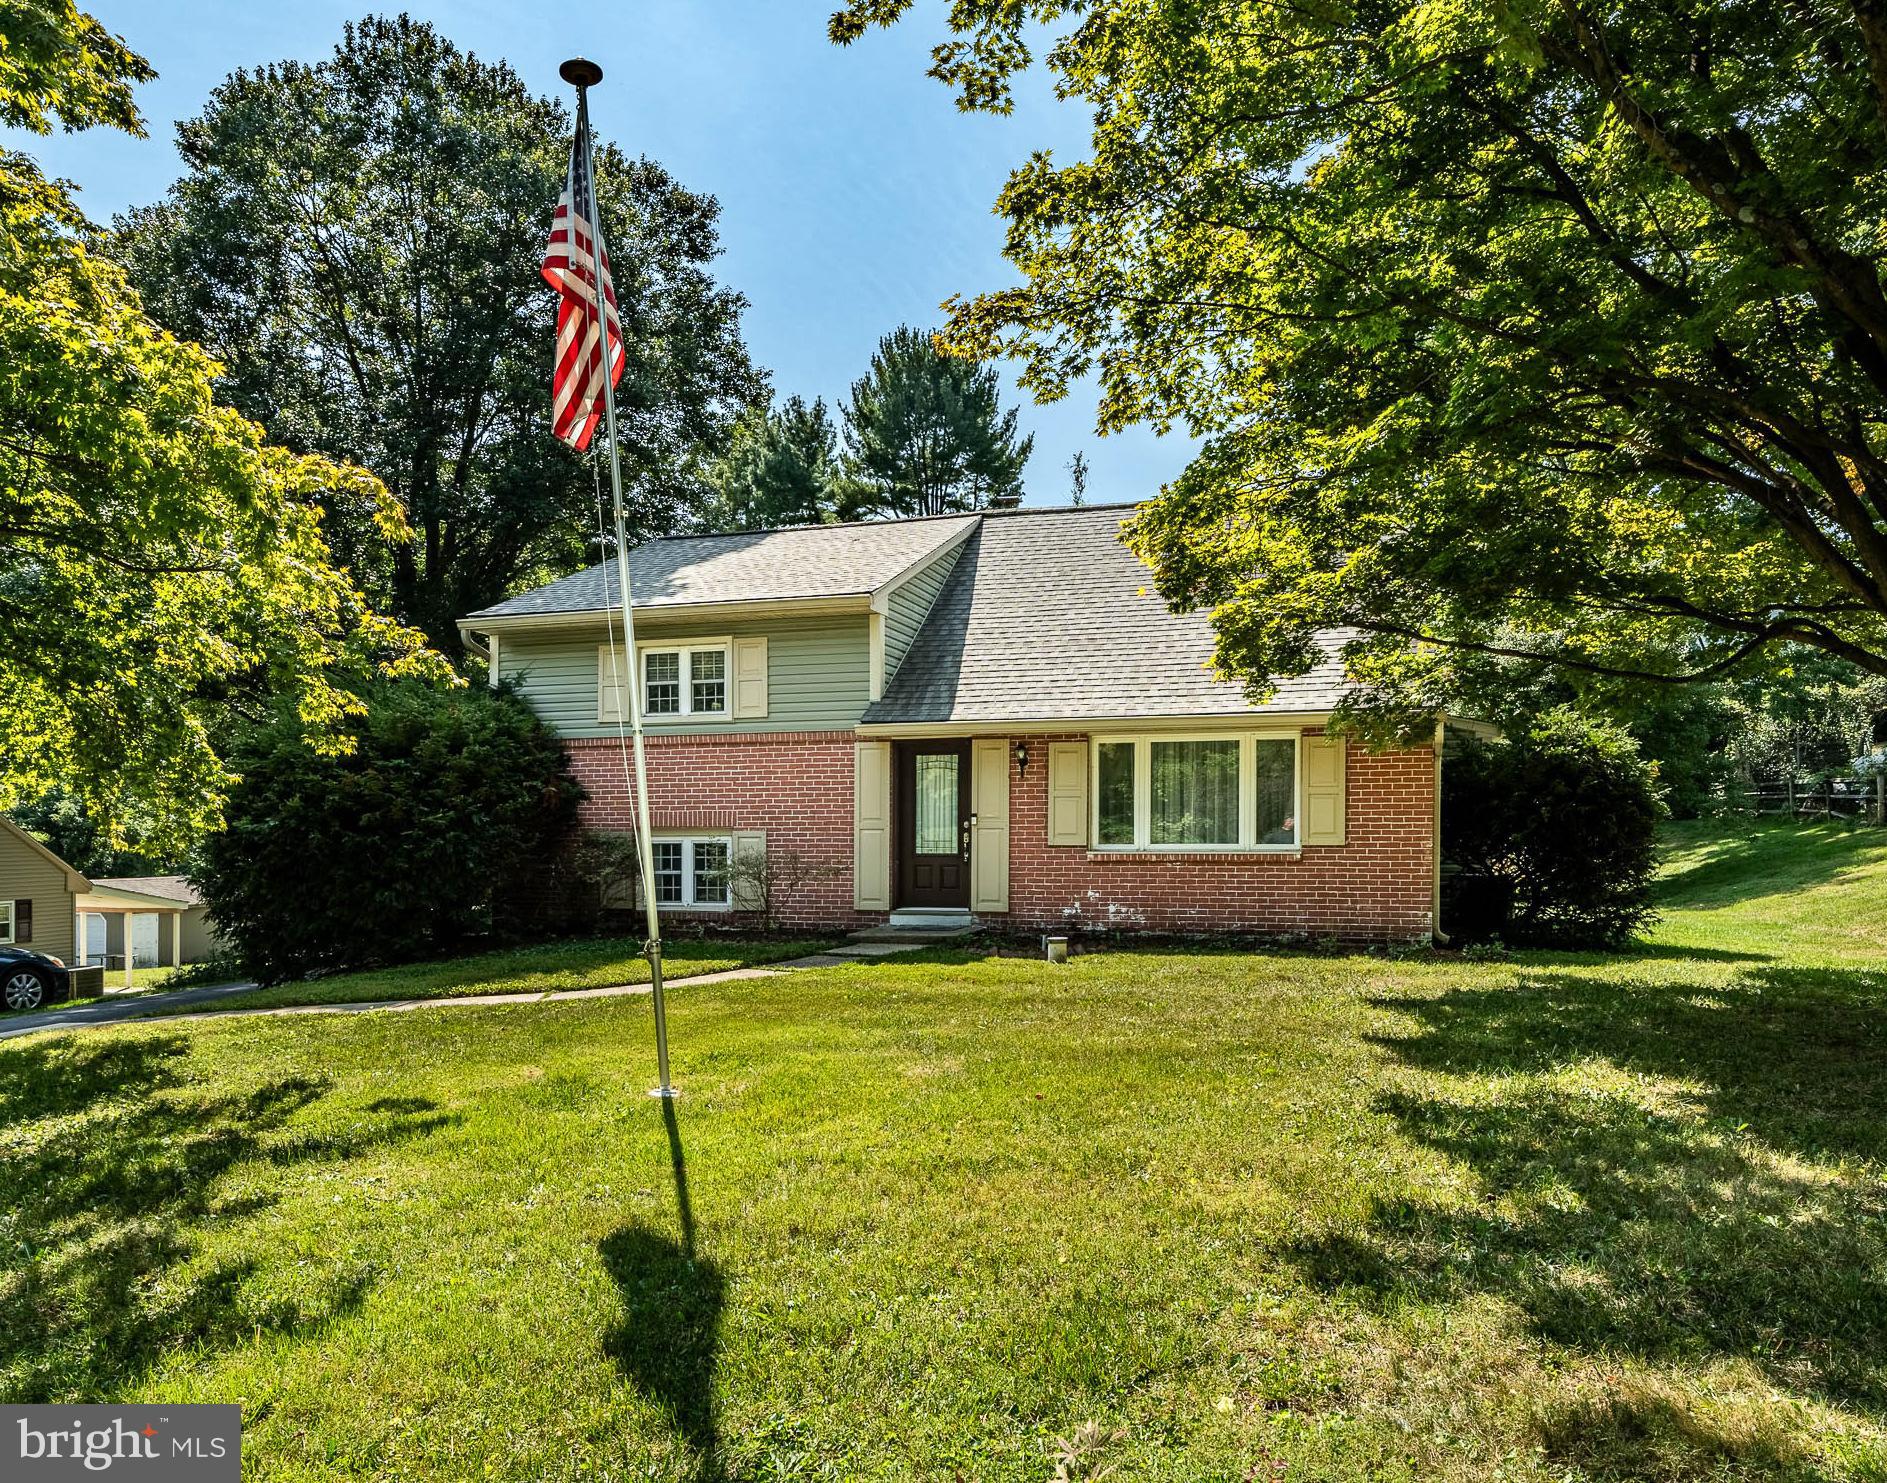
xmin=560 ymin=57 xmax=674 ymax=1099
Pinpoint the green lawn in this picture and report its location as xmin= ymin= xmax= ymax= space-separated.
xmin=163 ymin=933 xmax=833 ymax=1013
xmin=1648 ymin=815 xmax=1887 ymax=963
xmin=2 ymin=822 xmax=1884 ymax=1480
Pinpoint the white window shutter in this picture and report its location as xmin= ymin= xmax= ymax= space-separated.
xmin=1301 ymin=736 xmax=1347 ymax=845
xmin=731 ymin=830 xmax=767 ymax=911
xmin=733 ymin=636 xmax=769 ymax=719
xmin=1046 ymin=742 xmax=1087 ymax=847
xmin=853 ymin=742 xmax=892 ymax=911
xmin=970 ymin=739 xmax=1010 ymax=913
xmin=597 ymin=643 xmax=629 ymax=723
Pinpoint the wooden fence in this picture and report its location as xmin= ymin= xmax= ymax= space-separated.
xmin=1740 ymin=775 xmax=1886 ymax=820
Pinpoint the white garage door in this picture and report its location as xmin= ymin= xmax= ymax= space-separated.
xmin=131 ymin=913 xmax=160 ymax=968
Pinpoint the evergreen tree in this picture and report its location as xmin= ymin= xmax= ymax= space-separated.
xmin=840 ymin=326 xmax=1031 ymax=517
xmin=706 ymin=395 xmax=843 ymax=528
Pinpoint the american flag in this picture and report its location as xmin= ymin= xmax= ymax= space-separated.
xmin=541 ymin=98 xmax=623 ymax=451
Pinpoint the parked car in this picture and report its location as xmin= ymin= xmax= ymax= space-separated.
xmin=1 ymin=945 xmax=73 ymax=1011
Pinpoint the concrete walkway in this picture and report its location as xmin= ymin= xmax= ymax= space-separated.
xmin=0 ymin=942 xmax=928 ymax=1041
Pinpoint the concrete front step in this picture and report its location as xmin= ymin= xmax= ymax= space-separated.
xmin=888 ymin=907 xmax=976 ymax=929
xmin=846 ymin=922 xmax=981 ymax=945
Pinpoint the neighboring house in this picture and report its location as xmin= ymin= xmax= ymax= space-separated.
xmin=460 ymin=504 xmax=1446 ymax=941
xmin=0 ymin=818 xmax=220 ymax=983
xmin=0 ymin=815 xmax=89 ymax=965
xmin=82 ymin=876 xmax=224 ymax=968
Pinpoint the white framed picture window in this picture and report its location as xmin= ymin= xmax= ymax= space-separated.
xmin=1091 ymin=731 xmax=1301 ymax=851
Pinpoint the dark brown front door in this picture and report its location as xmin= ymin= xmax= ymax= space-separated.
xmin=897 ymin=741 xmax=971 ymax=908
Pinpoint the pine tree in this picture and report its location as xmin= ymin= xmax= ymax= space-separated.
xmin=706 ymin=395 xmax=844 ymax=528
xmin=840 ymin=326 xmax=1032 ymax=517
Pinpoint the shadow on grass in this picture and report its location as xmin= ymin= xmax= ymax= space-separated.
xmin=0 ymin=1032 xmax=457 ymax=1401
xmin=1518 ymin=941 xmax=1772 ymax=967
xmin=1368 ymin=967 xmax=1887 ymax=1159
xmin=600 ymin=1097 xmax=724 ymax=1478
xmin=1289 ymin=965 xmax=1887 ymax=1468
xmin=600 ymin=1226 xmax=726 ymax=1478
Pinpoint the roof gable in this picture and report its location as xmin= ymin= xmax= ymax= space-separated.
xmin=862 ymin=506 xmax=1354 ymax=725
xmin=0 ymin=816 xmax=90 ymax=894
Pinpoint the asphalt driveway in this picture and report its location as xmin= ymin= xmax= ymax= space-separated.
xmin=0 ymin=980 xmax=258 ymax=1040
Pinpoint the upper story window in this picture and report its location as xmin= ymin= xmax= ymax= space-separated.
xmin=638 ymin=642 xmax=730 ymax=719
xmin=598 ymin=636 xmax=758 ymax=725
xmin=1093 ymin=732 xmax=1300 ymax=850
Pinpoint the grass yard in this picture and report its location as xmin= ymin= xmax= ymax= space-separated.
xmin=2 ymin=820 xmax=1884 ymax=1480
xmin=164 ymin=933 xmax=833 ymax=1013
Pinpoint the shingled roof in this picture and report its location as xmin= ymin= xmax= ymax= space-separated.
xmin=90 ymin=875 xmax=203 ymax=907
xmin=863 ymin=505 xmax=1354 ymax=725
xmin=467 ymin=513 xmax=977 ymax=619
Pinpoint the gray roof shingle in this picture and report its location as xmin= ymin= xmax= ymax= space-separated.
xmin=90 ymin=875 xmax=203 ymax=906
xmin=863 ymin=505 xmax=1354 ymax=725
xmin=467 ymin=514 xmax=978 ymax=619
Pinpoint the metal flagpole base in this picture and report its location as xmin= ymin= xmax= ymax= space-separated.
xmin=646 ymin=937 xmax=675 ymax=1099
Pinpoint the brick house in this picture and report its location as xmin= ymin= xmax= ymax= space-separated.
xmin=459 ymin=504 xmax=1446 ymax=941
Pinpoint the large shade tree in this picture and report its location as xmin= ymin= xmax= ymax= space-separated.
xmin=1 ymin=0 xmax=442 ymax=854
xmin=833 ymin=0 xmax=1887 ymax=727
xmin=117 ymin=15 xmax=764 ymax=652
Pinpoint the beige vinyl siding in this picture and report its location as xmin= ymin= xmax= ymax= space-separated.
xmin=883 ymin=539 xmax=965 ymax=688
xmin=499 ymin=614 xmax=872 ymax=738
xmin=0 ymin=832 xmax=78 ymax=963
xmin=179 ymin=905 xmax=224 ymax=964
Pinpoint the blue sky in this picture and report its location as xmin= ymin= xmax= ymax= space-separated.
xmin=13 ymin=0 xmax=1196 ymax=506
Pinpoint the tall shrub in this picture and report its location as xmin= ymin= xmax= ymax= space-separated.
xmin=1444 ymin=710 xmax=1665 ymax=948
xmin=196 ymin=681 xmax=583 ymax=981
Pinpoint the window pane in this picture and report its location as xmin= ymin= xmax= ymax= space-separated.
xmin=1256 ymin=739 xmax=1296 ymax=844
xmin=1096 ymin=742 xmax=1136 ymax=845
xmin=913 ymin=753 xmax=959 ymax=855
xmin=652 ymin=841 xmax=683 ymax=904
xmin=644 ymin=651 xmax=680 ymax=715
xmin=0 ymin=901 xmax=11 ymax=941
xmin=692 ymin=840 xmax=729 ymax=904
xmin=1150 ymin=739 xmax=1240 ymax=845
xmin=691 ymin=648 xmax=726 ymax=713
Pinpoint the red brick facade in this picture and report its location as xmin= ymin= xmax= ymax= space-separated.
xmin=566 ymin=729 xmax=1437 ymax=941
xmin=566 ymin=731 xmax=874 ymax=929
xmin=1005 ymin=732 xmax=1435 ymax=941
